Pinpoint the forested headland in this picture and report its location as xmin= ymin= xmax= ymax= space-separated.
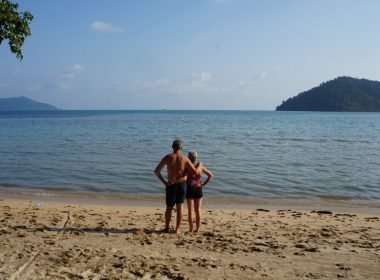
xmin=276 ymin=77 xmax=380 ymax=112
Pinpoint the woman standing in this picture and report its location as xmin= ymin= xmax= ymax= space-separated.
xmin=186 ymin=151 xmax=213 ymax=233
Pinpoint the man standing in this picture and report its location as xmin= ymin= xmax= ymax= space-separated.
xmin=154 ymin=139 xmax=200 ymax=234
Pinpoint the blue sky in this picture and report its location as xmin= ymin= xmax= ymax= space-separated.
xmin=1 ymin=0 xmax=380 ymax=109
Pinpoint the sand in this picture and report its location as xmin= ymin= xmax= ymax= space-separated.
xmin=0 ymin=197 xmax=379 ymax=280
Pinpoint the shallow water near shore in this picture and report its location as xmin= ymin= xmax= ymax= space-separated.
xmin=1 ymin=187 xmax=379 ymax=215
xmin=1 ymin=110 xmax=380 ymax=202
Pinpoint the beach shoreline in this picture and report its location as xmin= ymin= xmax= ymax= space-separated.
xmin=1 ymin=186 xmax=379 ymax=214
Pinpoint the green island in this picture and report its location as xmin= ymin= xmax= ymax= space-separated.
xmin=276 ymin=76 xmax=380 ymax=112
xmin=0 ymin=96 xmax=58 ymax=111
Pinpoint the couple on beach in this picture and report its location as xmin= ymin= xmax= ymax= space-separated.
xmin=154 ymin=139 xmax=213 ymax=234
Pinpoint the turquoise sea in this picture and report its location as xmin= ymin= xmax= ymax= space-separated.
xmin=0 ymin=110 xmax=379 ymax=202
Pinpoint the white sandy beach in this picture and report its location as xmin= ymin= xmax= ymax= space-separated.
xmin=0 ymin=195 xmax=379 ymax=280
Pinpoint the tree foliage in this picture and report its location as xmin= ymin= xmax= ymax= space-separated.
xmin=276 ymin=77 xmax=380 ymax=112
xmin=0 ymin=0 xmax=33 ymax=60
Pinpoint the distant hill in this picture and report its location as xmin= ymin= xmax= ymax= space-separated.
xmin=276 ymin=77 xmax=380 ymax=112
xmin=0 ymin=96 xmax=58 ymax=111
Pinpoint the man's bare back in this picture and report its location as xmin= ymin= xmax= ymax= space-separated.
xmin=164 ymin=152 xmax=190 ymax=184
xmin=154 ymin=145 xmax=198 ymax=186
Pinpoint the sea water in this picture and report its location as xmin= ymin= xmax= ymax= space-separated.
xmin=0 ymin=110 xmax=379 ymax=202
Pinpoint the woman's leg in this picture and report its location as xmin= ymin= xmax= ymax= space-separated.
xmin=186 ymin=198 xmax=194 ymax=232
xmin=194 ymin=198 xmax=203 ymax=232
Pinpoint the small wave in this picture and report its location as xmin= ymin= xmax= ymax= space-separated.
xmin=40 ymin=186 xmax=76 ymax=192
xmin=331 ymin=138 xmax=371 ymax=144
xmin=318 ymin=195 xmax=353 ymax=201
xmin=83 ymin=185 xmax=105 ymax=192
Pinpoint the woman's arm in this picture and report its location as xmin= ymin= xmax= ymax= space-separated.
xmin=201 ymin=166 xmax=213 ymax=187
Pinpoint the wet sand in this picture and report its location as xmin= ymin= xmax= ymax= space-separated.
xmin=0 ymin=197 xmax=379 ymax=279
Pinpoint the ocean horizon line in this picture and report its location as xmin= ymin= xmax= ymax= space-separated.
xmin=1 ymin=108 xmax=275 ymax=112
xmin=3 ymin=109 xmax=380 ymax=113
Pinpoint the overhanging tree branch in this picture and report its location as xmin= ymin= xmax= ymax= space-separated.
xmin=0 ymin=0 xmax=33 ymax=60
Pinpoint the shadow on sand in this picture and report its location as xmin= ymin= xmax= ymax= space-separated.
xmin=11 ymin=225 xmax=169 ymax=235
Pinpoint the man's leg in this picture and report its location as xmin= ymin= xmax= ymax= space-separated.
xmin=187 ymin=198 xmax=194 ymax=232
xmin=175 ymin=203 xmax=183 ymax=234
xmin=165 ymin=184 xmax=175 ymax=232
xmin=165 ymin=207 xmax=172 ymax=232
xmin=194 ymin=198 xmax=202 ymax=232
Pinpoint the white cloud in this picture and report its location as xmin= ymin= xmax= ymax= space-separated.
xmin=109 ymin=73 xmax=213 ymax=96
xmin=231 ymin=71 xmax=269 ymax=97
xmin=165 ymin=72 xmax=214 ymax=94
xmin=72 ymin=64 xmax=85 ymax=72
xmin=191 ymin=72 xmax=212 ymax=84
xmin=91 ymin=21 xmax=122 ymax=32
xmin=59 ymin=64 xmax=86 ymax=90
xmin=62 ymin=64 xmax=85 ymax=79
xmin=25 ymin=83 xmax=42 ymax=92
xmin=200 ymin=72 xmax=212 ymax=83
xmin=156 ymin=79 xmax=170 ymax=86
xmin=235 ymin=71 xmax=267 ymax=89
xmin=252 ymin=71 xmax=267 ymax=83
xmin=117 ymin=78 xmax=171 ymax=92
xmin=99 ymin=72 xmax=217 ymax=96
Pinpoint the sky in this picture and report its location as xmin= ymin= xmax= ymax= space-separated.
xmin=1 ymin=0 xmax=380 ymax=110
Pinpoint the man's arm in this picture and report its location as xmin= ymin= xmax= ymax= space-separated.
xmin=154 ymin=156 xmax=168 ymax=186
xmin=195 ymin=162 xmax=203 ymax=174
xmin=186 ymin=159 xmax=202 ymax=175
